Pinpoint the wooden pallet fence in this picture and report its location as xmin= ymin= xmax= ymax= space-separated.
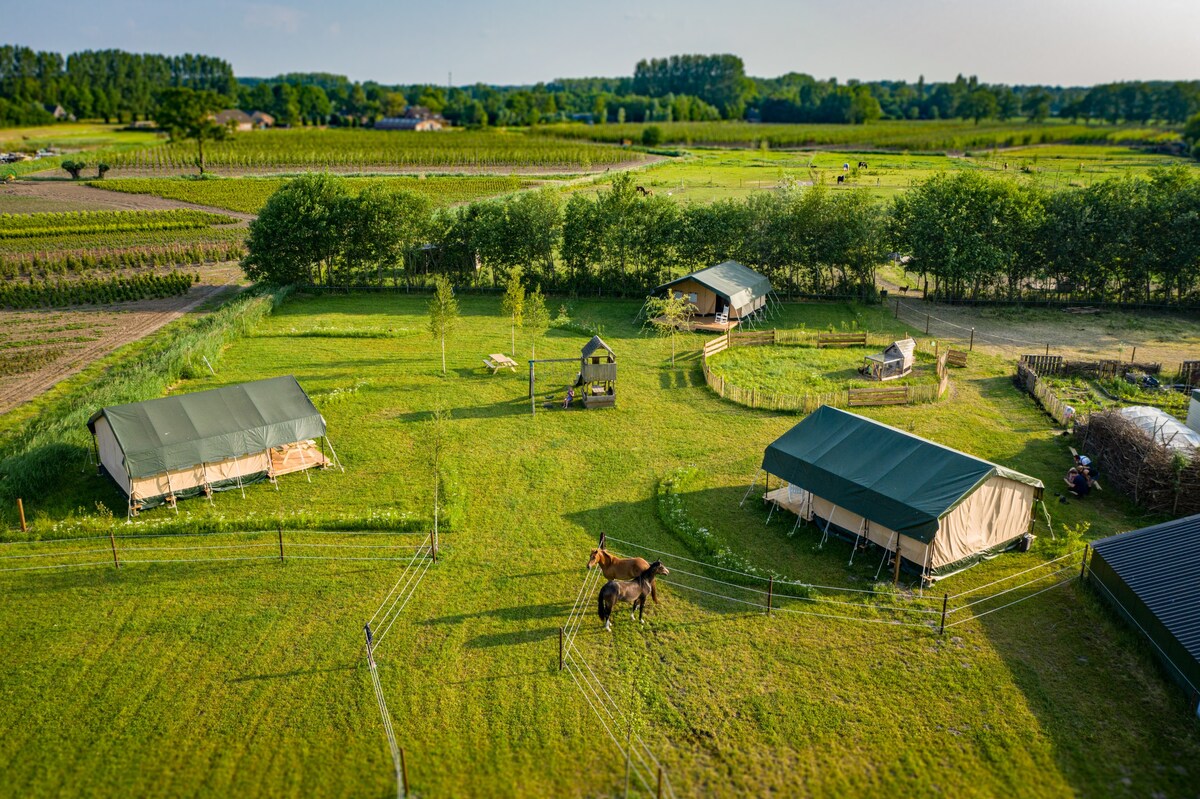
xmin=729 ymin=329 xmax=776 ymax=347
xmin=816 ymin=331 xmax=868 ymax=348
xmin=848 ymin=386 xmax=910 ymax=406
xmin=946 ymin=350 xmax=969 ymax=368
xmin=1015 ymin=362 xmax=1072 ymax=426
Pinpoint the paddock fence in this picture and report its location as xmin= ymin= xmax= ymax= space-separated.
xmin=0 ymin=526 xmax=434 ymax=574
xmin=598 ymin=536 xmax=1087 ymax=636
xmin=559 ymin=565 xmax=679 ymax=798
xmin=699 ymin=328 xmax=950 ymax=413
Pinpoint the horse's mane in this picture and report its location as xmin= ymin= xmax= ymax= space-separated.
xmin=639 ymin=560 xmax=662 ymax=581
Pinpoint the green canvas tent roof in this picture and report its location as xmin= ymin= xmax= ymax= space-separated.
xmin=761 ymin=406 xmax=1042 ymax=542
xmin=87 ymin=376 xmax=325 ymax=479
xmin=656 ymin=261 xmax=772 ymax=312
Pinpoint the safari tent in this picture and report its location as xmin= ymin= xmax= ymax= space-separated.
xmin=757 ymin=406 xmax=1044 ymax=581
xmin=654 ymin=261 xmax=775 ymax=330
xmin=862 ymin=338 xmax=916 ymax=381
xmin=88 ymin=376 xmax=338 ymax=516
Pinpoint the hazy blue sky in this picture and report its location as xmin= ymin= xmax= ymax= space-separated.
xmin=7 ymin=0 xmax=1199 ymax=86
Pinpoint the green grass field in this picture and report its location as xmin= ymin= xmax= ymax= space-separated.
xmin=568 ymin=145 xmax=1200 ymax=203
xmin=3 ymin=294 xmax=1198 ymax=798
xmin=707 ymin=339 xmax=939 ymax=394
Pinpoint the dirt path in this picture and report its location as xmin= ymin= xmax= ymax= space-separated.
xmin=0 ymin=264 xmax=246 ymax=415
xmin=0 ymin=180 xmax=256 ymax=222
xmin=891 ymin=298 xmax=1200 ymax=365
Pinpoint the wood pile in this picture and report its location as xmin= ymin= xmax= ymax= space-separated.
xmin=1075 ymin=410 xmax=1200 ymax=517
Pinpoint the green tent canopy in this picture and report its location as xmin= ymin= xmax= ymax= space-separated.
xmin=761 ymin=406 xmax=1043 ymax=579
xmin=88 ymin=376 xmax=332 ymax=514
xmin=88 ymin=376 xmax=326 ymax=479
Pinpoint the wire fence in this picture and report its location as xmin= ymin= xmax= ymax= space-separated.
xmin=558 ymin=568 xmax=678 ymax=799
xmin=600 ymin=536 xmax=1087 ymax=634
xmin=0 ymin=527 xmax=432 ymax=574
xmin=361 ymin=532 xmax=437 ymax=799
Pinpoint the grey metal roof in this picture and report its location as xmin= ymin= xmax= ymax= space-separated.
xmin=1091 ymin=513 xmax=1200 ymax=667
xmin=656 ymin=261 xmax=773 ymax=313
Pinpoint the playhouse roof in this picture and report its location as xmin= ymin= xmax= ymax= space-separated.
xmin=581 ymin=335 xmax=614 ymax=360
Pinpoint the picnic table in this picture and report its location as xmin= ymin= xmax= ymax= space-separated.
xmin=484 ymin=353 xmax=519 ymax=373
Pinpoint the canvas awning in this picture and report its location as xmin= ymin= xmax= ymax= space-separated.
xmin=87 ymin=376 xmax=326 ymax=479
xmin=761 ymin=406 xmax=1042 ymax=542
xmin=656 ymin=261 xmax=772 ymax=312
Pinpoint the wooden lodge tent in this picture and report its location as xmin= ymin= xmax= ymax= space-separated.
xmin=759 ymin=406 xmax=1044 ymax=581
xmin=862 ymin=338 xmax=916 ymax=381
xmin=1088 ymin=514 xmax=1200 ymax=714
xmin=88 ymin=376 xmax=337 ymax=516
xmin=655 ymin=261 xmax=775 ymax=330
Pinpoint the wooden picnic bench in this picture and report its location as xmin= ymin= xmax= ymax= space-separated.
xmin=817 ymin=332 xmax=868 ymax=348
xmin=946 ymin=349 xmax=969 ymax=368
xmin=483 ymin=353 xmax=518 ymax=373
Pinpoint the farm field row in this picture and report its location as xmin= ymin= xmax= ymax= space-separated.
xmin=87 ymin=175 xmax=543 ymax=215
xmin=540 ymin=119 xmax=1176 ymax=150
xmin=2 ymin=294 xmax=1198 ymax=797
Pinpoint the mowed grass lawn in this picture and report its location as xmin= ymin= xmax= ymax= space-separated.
xmin=3 ymin=295 xmax=1199 ymax=798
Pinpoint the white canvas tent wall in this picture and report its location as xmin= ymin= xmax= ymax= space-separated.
xmin=655 ymin=261 xmax=774 ymax=320
xmin=760 ymin=406 xmax=1044 ymax=581
xmin=88 ymin=376 xmax=334 ymax=515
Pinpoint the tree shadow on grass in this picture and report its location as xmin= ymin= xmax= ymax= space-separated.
xmin=420 ymin=600 xmax=571 ymax=627
xmin=393 ymin=395 xmax=534 ymax=422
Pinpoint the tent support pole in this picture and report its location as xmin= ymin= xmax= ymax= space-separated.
xmin=819 ymin=508 xmax=836 ymax=550
xmin=875 ymin=531 xmax=896 ymax=581
xmin=235 ymin=467 xmax=246 ymax=499
xmin=739 ymin=469 xmax=761 ymax=507
xmin=200 ymin=463 xmax=214 ymax=504
xmin=1039 ymin=499 xmax=1054 ymax=539
xmin=264 ymin=450 xmax=279 ymax=490
xmin=298 ymin=443 xmax=312 ymax=482
xmin=162 ymin=471 xmax=178 ymax=514
xmin=324 ymin=435 xmax=345 ymax=473
xmin=765 ymin=498 xmax=776 ymax=525
xmin=848 ymin=519 xmax=868 ymax=566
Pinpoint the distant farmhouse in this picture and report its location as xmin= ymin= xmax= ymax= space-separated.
xmin=376 ymin=106 xmax=446 ymax=131
xmin=214 ymin=109 xmax=274 ymax=131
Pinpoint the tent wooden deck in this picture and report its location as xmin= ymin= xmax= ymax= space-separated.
xmin=652 ymin=314 xmax=740 ymax=333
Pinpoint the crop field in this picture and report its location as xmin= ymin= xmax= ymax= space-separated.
xmin=569 ymin=145 xmax=1200 ymax=203
xmin=0 ymin=208 xmax=238 ymax=238
xmin=0 ymin=123 xmax=164 ymax=179
xmin=541 ymin=119 xmax=1176 ymax=151
xmin=2 ymin=294 xmax=1199 ymax=798
xmin=88 ymin=175 xmax=543 ymax=214
xmin=102 ymin=129 xmax=646 ymax=174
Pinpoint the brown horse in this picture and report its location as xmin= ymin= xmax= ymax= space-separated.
xmin=598 ymin=561 xmax=669 ymax=631
xmin=587 ymin=548 xmax=658 ymax=603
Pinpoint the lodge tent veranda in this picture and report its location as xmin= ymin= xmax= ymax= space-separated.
xmin=755 ymin=406 xmax=1045 ymax=582
xmin=87 ymin=376 xmax=340 ymax=516
xmin=653 ymin=260 xmax=777 ymax=330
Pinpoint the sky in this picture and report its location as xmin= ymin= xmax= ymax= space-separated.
xmin=6 ymin=0 xmax=1200 ymax=87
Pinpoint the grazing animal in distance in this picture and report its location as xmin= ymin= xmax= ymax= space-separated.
xmin=635 ymin=185 xmax=653 ymax=196
xmin=598 ymin=561 xmax=669 ymax=631
xmin=587 ymin=548 xmax=658 ymax=603
xmin=836 ymin=175 xmax=845 ymax=184
xmin=858 ymin=161 xmax=869 ymax=169
xmin=899 ymin=285 xmax=909 ymax=295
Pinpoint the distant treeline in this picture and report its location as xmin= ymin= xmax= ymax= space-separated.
xmin=3 ymin=45 xmax=1199 ymax=132
xmin=0 ymin=45 xmax=233 ymax=126
xmin=243 ymin=169 xmax=1200 ymax=306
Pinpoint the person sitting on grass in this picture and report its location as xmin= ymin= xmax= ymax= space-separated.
xmin=1064 ymin=467 xmax=1090 ymax=497
xmin=563 ymin=387 xmax=574 ymax=409
xmin=1074 ymin=454 xmax=1102 ymax=490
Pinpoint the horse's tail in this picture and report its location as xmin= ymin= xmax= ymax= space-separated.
xmin=598 ymin=590 xmax=610 ymax=623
